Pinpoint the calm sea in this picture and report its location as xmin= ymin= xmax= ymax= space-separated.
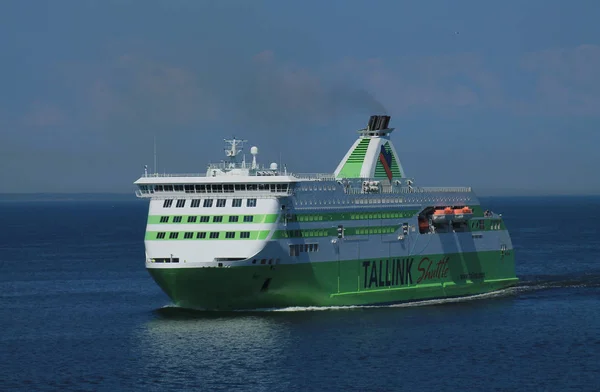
xmin=1 ymin=196 xmax=600 ymax=391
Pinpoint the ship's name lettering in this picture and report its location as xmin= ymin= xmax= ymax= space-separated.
xmin=362 ymin=258 xmax=414 ymax=289
xmin=416 ymin=256 xmax=450 ymax=284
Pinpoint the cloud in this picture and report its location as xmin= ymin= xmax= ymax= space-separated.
xmin=521 ymin=44 xmax=600 ymax=115
xmin=23 ymin=44 xmax=600 ymax=142
xmin=22 ymin=101 xmax=66 ymax=127
xmin=84 ymin=54 xmax=220 ymax=127
xmin=334 ymin=45 xmax=600 ymax=117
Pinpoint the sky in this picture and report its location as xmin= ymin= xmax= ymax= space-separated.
xmin=1 ymin=0 xmax=599 ymax=195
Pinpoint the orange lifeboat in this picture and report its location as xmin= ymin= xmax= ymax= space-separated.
xmin=452 ymin=206 xmax=474 ymax=222
xmin=432 ymin=207 xmax=453 ymax=223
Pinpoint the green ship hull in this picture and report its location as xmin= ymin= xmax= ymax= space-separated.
xmin=136 ymin=115 xmax=518 ymax=311
xmin=148 ymin=250 xmax=517 ymax=310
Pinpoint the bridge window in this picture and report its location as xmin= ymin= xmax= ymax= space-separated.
xmin=196 ymin=232 xmax=207 ymax=239
xmin=154 ymin=185 xmax=163 ymax=192
xmin=234 ymin=184 xmax=246 ymax=191
xmin=187 ymin=216 xmax=197 ymax=223
xmin=163 ymin=199 xmax=173 ymax=208
xmin=156 ymin=232 xmax=166 ymax=239
xmin=247 ymin=184 xmax=258 ymax=191
xmin=174 ymin=185 xmax=184 ymax=192
xmin=160 ymin=216 xmax=169 ymax=223
xmin=209 ymin=232 xmax=219 ymax=239
xmin=164 ymin=185 xmax=174 ymax=192
xmin=232 ymin=199 xmax=242 ymax=207
xmin=184 ymin=185 xmax=194 ymax=193
xmin=195 ymin=185 xmax=206 ymax=193
xmin=216 ymin=199 xmax=226 ymax=207
xmin=173 ymin=216 xmax=182 ymax=223
xmin=243 ymin=215 xmax=254 ymax=222
xmin=213 ymin=216 xmax=223 ymax=223
xmin=169 ymin=232 xmax=179 ymax=239
xmin=191 ymin=199 xmax=201 ymax=208
xmin=225 ymin=232 xmax=235 ymax=239
xmin=199 ymin=216 xmax=210 ymax=222
xmin=223 ymin=184 xmax=234 ymax=193
xmin=203 ymin=199 xmax=213 ymax=208
xmin=240 ymin=232 xmax=250 ymax=239
xmin=176 ymin=199 xmax=186 ymax=208
xmin=247 ymin=199 xmax=257 ymax=207
xmin=184 ymin=232 xmax=193 ymax=239
xmin=211 ymin=184 xmax=223 ymax=193
xmin=229 ymin=216 xmax=239 ymax=223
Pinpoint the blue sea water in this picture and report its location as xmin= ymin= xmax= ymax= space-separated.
xmin=1 ymin=196 xmax=600 ymax=391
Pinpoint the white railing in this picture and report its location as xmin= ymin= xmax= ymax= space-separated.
xmin=419 ymin=187 xmax=472 ymax=193
xmin=135 ymin=189 xmax=293 ymax=198
xmin=291 ymin=173 xmax=337 ymax=181
xmin=143 ymin=173 xmax=206 ymax=178
xmin=344 ymin=186 xmax=471 ymax=195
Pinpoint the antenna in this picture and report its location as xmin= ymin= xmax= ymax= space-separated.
xmin=153 ymin=136 xmax=157 ymax=175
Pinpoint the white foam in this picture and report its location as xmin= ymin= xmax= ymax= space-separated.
xmin=250 ymin=288 xmax=519 ymax=312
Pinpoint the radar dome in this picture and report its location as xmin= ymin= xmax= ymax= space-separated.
xmin=270 ymin=162 xmax=278 ymax=170
xmin=250 ymin=146 xmax=258 ymax=155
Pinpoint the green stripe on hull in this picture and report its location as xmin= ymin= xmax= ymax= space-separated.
xmin=147 ymin=250 xmax=517 ymax=310
xmin=147 ymin=214 xmax=277 ymax=225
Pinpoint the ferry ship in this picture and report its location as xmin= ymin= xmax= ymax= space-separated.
xmin=134 ymin=115 xmax=518 ymax=310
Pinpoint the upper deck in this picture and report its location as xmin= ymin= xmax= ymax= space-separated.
xmin=134 ymin=119 xmax=473 ymax=199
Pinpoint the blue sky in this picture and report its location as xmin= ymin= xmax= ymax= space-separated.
xmin=1 ymin=0 xmax=599 ymax=194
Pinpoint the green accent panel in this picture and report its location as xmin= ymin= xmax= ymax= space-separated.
xmin=338 ymin=139 xmax=370 ymax=178
xmin=263 ymin=215 xmax=278 ymax=223
xmin=292 ymin=209 xmax=418 ymax=222
xmin=374 ymin=142 xmax=402 ymax=179
xmin=148 ymin=214 xmax=278 ymax=225
xmin=146 ymin=249 xmax=517 ymax=310
xmin=468 ymin=205 xmax=484 ymax=218
xmin=145 ymin=230 xmax=271 ymax=240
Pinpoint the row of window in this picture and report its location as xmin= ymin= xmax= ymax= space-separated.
xmin=469 ymin=220 xmax=502 ymax=231
xmin=159 ymin=215 xmax=256 ymax=223
xmin=150 ymin=257 xmax=180 ymax=263
xmin=289 ymin=243 xmax=319 ymax=256
xmin=155 ymin=231 xmax=252 ymax=240
xmin=287 ymin=210 xmax=416 ymax=222
xmin=252 ymin=258 xmax=280 ymax=265
xmin=276 ymin=225 xmax=398 ymax=239
xmin=140 ymin=183 xmax=289 ymax=194
xmin=163 ymin=198 xmax=257 ymax=208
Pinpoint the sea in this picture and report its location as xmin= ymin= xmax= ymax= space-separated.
xmin=1 ymin=195 xmax=599 ymax=391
